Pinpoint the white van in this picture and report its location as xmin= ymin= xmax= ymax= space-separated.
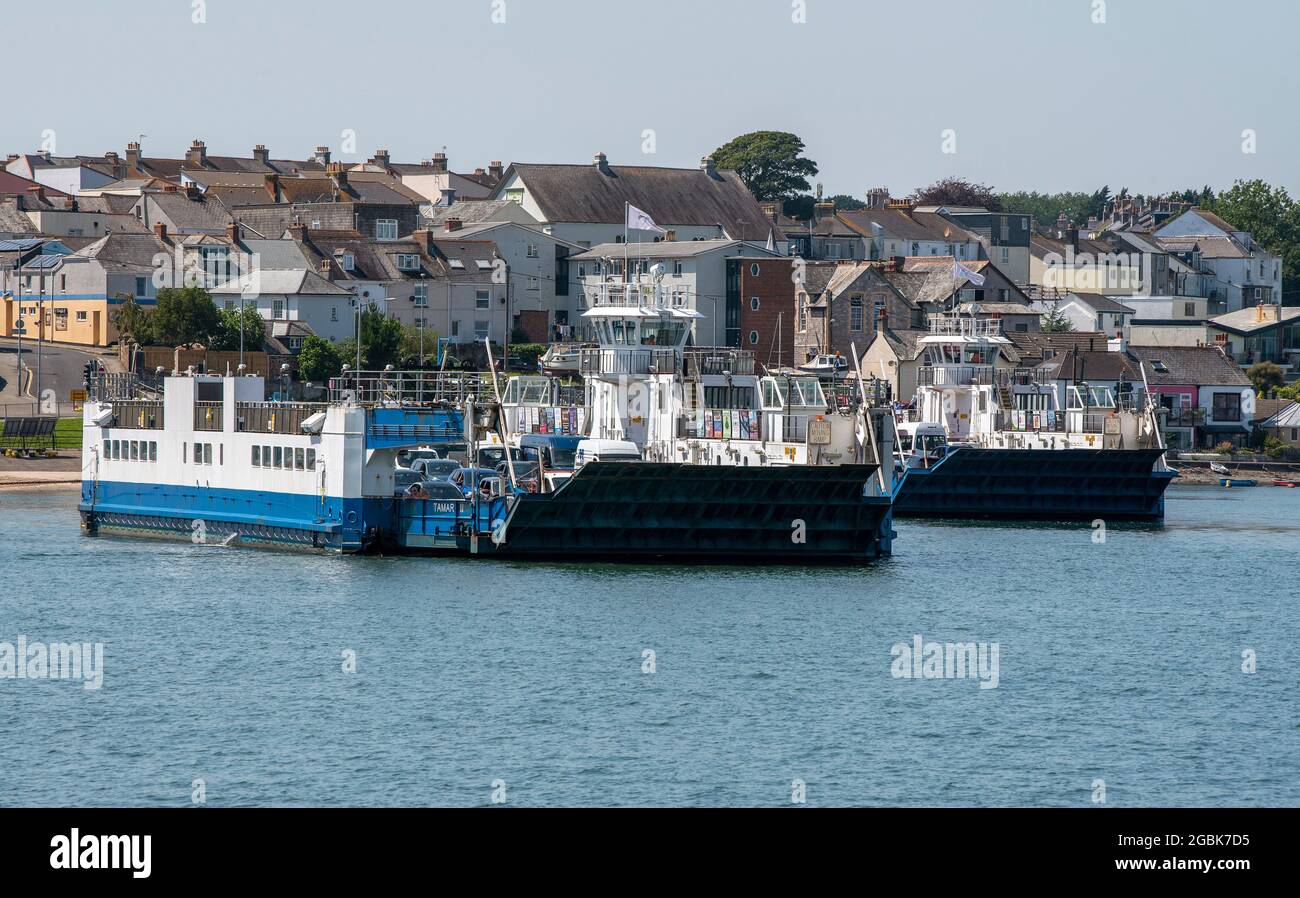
xmin=575 ymin=439 xmax=642 ymax=468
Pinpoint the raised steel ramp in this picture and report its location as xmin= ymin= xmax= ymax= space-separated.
xmin=895 ymin=447 xmax=1176 ymax=521
xmin=494 ymin=462 xmax=893 ymax=563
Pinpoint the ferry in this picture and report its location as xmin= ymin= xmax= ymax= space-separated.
xmin=891 ymin=314 xmax=1177 ymax=521
xmin=79 ymin=335 xmax=898 ymax=562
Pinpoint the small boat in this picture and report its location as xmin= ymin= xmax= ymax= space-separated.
xmin=538 ymin=343 xmax=586 ymax=375
xmin=1271 ymin=479 xmax=1298 ymax=488
xmin=1221 ymin=478 xmax=1258 ymax=488
xmin=1210 ymin=461 xmax=1232 ymax=476
xmin=798 ymin=353 xmax=849 ymax=377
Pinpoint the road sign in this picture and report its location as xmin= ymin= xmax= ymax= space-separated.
xmin=70 ymin=389 xmax=87 ymax=402
xmin=12 ymin=319 xmax=25 ymax=334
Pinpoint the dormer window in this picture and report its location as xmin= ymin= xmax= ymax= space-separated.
xmin=475 ymin=259 xmax=493 ymax=271
xmin=336 ymin=251 xmax=355 ymax=272
xmin=396 ymin=253 xmax=420 ymax=271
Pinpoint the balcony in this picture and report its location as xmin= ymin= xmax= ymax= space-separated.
xmin=917 ymin=365 xmax=995 ymax=386
xmin=579 ymin=347 xmax=680 ymax=377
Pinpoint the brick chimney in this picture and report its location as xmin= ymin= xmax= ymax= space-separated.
xmin=865 ymin=187 xmax=890 ymax=209
xmin=371 ymin=149 xmax=390 ymax=169
xmin=186 ymin=139 xmax=207 ymax=167
xmin=700 ymin=156 xmax=718 ymax=178
xmin=26 ymin=184 xmax=45 ymax=204
xmin=103 ymin=151 xmax=124 ymax=179
xmin=125 ymin=142 xmax=140 ymax=169
xmin=444 ymin=217 xmax=462 ymax=232
xmin=429 ymin=152 xmax=448 ymax=173
xmin=154 ymin=221 xmax=168 ymax=241
xmin=314 ymin=146 xmax=331 ymax=165
xmin=412 ymin=229 xmax=435 ymax=254
xmin=759 ymin=202 xmax=778 ymax=222
xmin=252 ymin=144 xmax=269 ymax=166
xmin=814 ymin=201 xmax=835 ymax=222
xmin=594 ymin=151 xmax=611 ymax=176
xmin=263 ymin=173 xmax=280 ymax=202
xmin=319 ymin=258 xmax=333 ymax=279
xmin=488 ymin=160 xmax=503 ymax=181
xmin=288 ymin=222 xmax=308 ymax=243
xmin=327 ymin=162 xmax=349 ymax=200
xmin=225 ymin=222 xmax=240 ymax=244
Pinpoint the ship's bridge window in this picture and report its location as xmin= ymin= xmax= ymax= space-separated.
xmin=504 ymin=377 xmax=551 ymax=405
xmin=640 ymin=319 xmax=684 ymax=347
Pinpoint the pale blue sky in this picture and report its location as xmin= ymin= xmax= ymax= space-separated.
xmin=8 ymin=0 xmax=1298 ymax=197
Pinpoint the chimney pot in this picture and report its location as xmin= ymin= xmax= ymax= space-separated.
xmin=252 ymin=144 xmax=269 ymax=165
xmin=444 ymin=218 xmax=462 ymax=232
xmin=187 ymin=139 xmax=207 ymax=166
xmin=430 ymin=152 xmax=448 ymax=173
xmin=314 ymin=146 xmax=331 ymax=165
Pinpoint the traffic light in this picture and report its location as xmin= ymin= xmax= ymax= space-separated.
xmin=83 ymin=362 xmax=95 ymax=387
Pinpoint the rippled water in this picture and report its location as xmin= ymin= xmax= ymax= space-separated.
xmin=1 ymin=486 xmax=1296 ymax=807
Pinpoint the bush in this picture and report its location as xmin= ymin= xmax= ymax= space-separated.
xmin=1214 ymin=441 xmax=1235 ymax=455
xmin=296 ymin=335 xmax=343 ymax=383
xmin=1263 ymin=436 xmax=1288 ymax=458
xmin=507 ymin=343 xmax=546 ymax=369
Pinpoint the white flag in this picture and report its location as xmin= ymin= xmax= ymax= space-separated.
xmin=626 ymin=204 xmax=666 ymax=234
xmin=953 ymin=258 xmax=985 ymax=286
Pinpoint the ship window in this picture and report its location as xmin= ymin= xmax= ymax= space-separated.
xmin=219 ymin=444 xmax=224 ymax=465
xmin=182 ymin=443 xmax=186 ymax=463
xmin=263 ymin=445 xmax=271 ymax=467
xmin=203 ymin=444 xmax=213 ymax=465
xmin=295 ymin=448 xmax=305 ymax=470
xmin=103 ymin=440 xmax=109 ymax=459
xmin=306 ymin=449 xmax=316 ymax=470
xmin=253 ymin=445 xmax=261 ymax=466
xmin=129 ymin=441 xmax=138 ymax=461
xmin=274 ymin=447 xmax=283 ymax=468
xmin=149 ymin=442 xmax=157 ymax=462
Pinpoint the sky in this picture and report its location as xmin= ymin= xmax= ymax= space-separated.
xmin=6 ymin=0 xmax=1299 ymax=199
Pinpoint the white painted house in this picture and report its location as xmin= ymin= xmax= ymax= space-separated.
xmin=1155 ymin=208 xmax=1283 ymax=312
xmin=211 ymin=269 xmax=356 ymax=343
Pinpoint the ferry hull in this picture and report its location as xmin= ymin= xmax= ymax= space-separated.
xmin=486 ymin=462 xmax=895 ymax=563
xmin=894 ymin=447 xmax=1175 ymax=522
xmin=79 ymin=481 xmax=376 ymax=552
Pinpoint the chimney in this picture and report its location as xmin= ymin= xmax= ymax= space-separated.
xmin=314 ymin=146 xmax=331 ymax=165
xmin=488 ymin=160 xmax=503 ymax=181
xmin=252 ymin=144 xmax=269 ymax=166
xmin=263 ymin=173 xmax=280 ymax=202
xmin=438 ymin=187 xmax=457 ymax=207
xmin=1066 ymin=227 xmax=1079 ymax=251
xmin=26 ymin=184 xmax=45 ymax=203
xmin=865 ymin=187 xmax=890 ymax=210
xmin=319 ymin=258 xmax=333 ymax=279
xmin=412 ymin=229 xmax=435 ymax=254
xmin=594 ymin=152 xmax=611 ymax=175
xmin=126 ymin=142 xmax=140 ymax=168
xmin=5 ymin=153 xmax=18 ymax=165
xmin=371 ymin=148 xmax=390 ymax=169
xmin=700 ymin=155 xmax=718 ymax=178
xmin=154 ymin=221 xmax=168 ymax=241
xmin=444 ymin=217 xmax=462 ymax=232
xmin=759 ymin=201 xmax=778 ymax=222
xmin=104 ymin=151 xmax=124 ymax=179
xmin=814 ymin=201 xmax=835 ymax=222
xmin=327 ymin=161 xmax=348 ymax=199
xmin=225 ymin=222 xmax=240 ymax=244
xmin=186 ymin=139 xmax=207 ymax=167
xmin=288 ymin=222 xmax=308 ymax=243
xmin=183 ymin=184 xmax=200 ymax=200
xmin=664 ymin=230 xmax=676 ymax=242
xmin=430 ymin=152 xmax=448 ymax=173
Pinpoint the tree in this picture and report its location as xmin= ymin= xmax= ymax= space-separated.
xmin=399 ymin=324 xmax=440 ymax=368
xmin=1208 ymin=179 xmax=1300 ymax=299
xmin=911 ymin=177 xmax=1003 ymax=211
xmin=150 ymin=285 xmax=220 ymax=346
xmin=340 ymin=307 xmax=405 ymax=370
xmin=710 ymin=131 xmax=818 ymax=201
xmin=1040 ymin=302 xmax=1076 ymax=333
xmin=997 ymin=186 xmax=1111 ymax=227
xmin=1246 ymin=361 xmax=1285 ymax=396
xmin=828 ymin=194 xmax=866 ymax=211
xmin=208 ymin=304 xmax=266 ymax=352
xmin=111 ymin=294 xmax=154 ymax=345
xmin=781 ymin=195 xmax=816 ymax=221
xmin=296 ymin=334 xmax=343 ymax=383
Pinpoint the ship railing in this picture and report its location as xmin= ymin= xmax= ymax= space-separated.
xmin=108 ymin=400 xmax=165 ymax=430
xmin=579 ymin=347 xmax=680 ymax=377
xmin=684 ymin=348 xmax=754 ymax=377
xmin=236 ymin=402 xmax=327 ymax=435
xmin=927 ymin=315 xmax=1004 ymax=339
xmin=584 ymin=282 xmax=689 ymax=310
xmin=996 ymin=367 xmax=1050 ymax=388
xmin=917 ymin=365 xmax=995 ymax=387
xmin=327 ymin=371 xmax=492 ymax=405
xmin=193 ymin=401 xmax=224 ymax=432
xmin=88 ymin=371 xmax=160 ymax=402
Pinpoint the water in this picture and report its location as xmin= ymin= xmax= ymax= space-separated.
xmin=1 ymin=486 xmax=1296 ymax=807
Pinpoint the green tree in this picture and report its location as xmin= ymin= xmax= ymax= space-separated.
xmin=150 ymin=285 xmax=220 ymax=346
xmin=399 ymin=324 xmax=440 ymax=368
xmin=110 ymin=294 xmax=154 ymax=344
xmin=1246 ymin=361 xmax=1286 ymax=395
xmin=208 ymin=304 xmax=266 ymax=352
xmin=828 ymin=193 xmax=866 ymax=211
xmin=911 ymin=177 xmax=1002 ymax=211
xmin=296 ymin=334 xmax=343 ymax=383
xmin=339 ymin=308 xmax=405 ymax=369
xmin=1040 ymin=302 xmax=1076 ymax=333
xmin=997 ymin=187 xmax=1109 ymax=227
xmin=1208 ymin=179 xmax=1300 ymax=298
xmin=710 ymin=131 xmax=818 ymax=201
